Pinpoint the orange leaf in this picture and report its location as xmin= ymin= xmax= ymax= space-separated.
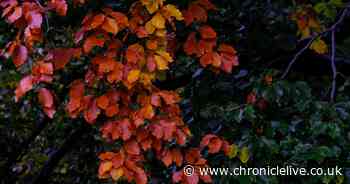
xmin=218 ymin=44 xmax=237 ymax=55
xmin=105 ymin=104 xmax=119 ymax=117
xmin=102 ymin=17 xmax=119 ymax=35
xmin=97 ymin=95 xmax=109 ymax=109
xmin=171 ymin=149 xmax=183 ymax=167
xmin=32 ymin=61 xmax=54 ymax=76
xmin=158 ymin=91 xmax=180 ymax=105
xmin=126 ymin=44 xmax=144 ymax=64
xmin=135 ymin=27 xmax=148 ymax=38
xmin=83 ymin=34 xmax=106 ymax=53
xmin=99 ymin=152 xmax=116 ymax=160
xmin=161 ymin=149 xmax=173 ymax=167
xmin=112 ymin=151 xmax=125 ymax=168
xmin=110 ymin=168 xmax=124 ymax=181
xmin=98 ymin=161 xmax=113 ymax=177
xmin=127 ymin=69 xmax=141 ymax=84
xmin=90 ymin=14 xmax=105 ymax=29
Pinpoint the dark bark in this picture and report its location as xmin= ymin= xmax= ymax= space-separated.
xmin=29 ymin=123 xmax=90 ymax=184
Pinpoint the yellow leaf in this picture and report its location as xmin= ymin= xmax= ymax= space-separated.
xmin=141 ymin=0 xmax=164 ymax=14
xmin=145 ymin=21 xmax=156 ymax=34
xmin=162 ymin=4 xmax=184 ymax=21
xmin=151 ymin=13 xmax=166 ymax=29
xmin=110 ymin=168 xmax=124 ymax=181
xmin=155 ymin=29 xmax=166 ymax=37
xmin=310 ymin=38 xmax=328 ymax=54
xmin=239 ymin=146 xmax=249 ymax=163
xmin=228 ymin=144 xmax=238 ymax=159
xmin=154 ymin=55 xmax=168 ymax=70
xmin=127 ymin=69 xmax=141 ymax=83
xmin=140 ymin=73 xmax=155 ymax=86
xmin=156 ymin=50 xmax=173 ymax=63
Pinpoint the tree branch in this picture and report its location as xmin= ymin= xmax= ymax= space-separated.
xmin=330 ymin=30 xmax=337 ymax=102
xmin=281 ymin=8 xmax=349 ymax=79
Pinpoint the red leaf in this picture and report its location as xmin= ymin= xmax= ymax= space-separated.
xmin=184 ymin=32 xmax=198 ymax=56
xmin=38 ymin=88 xmax=54 ymax=108
xmin=83 ymin=99 xmax=100 ymax=124
xmin=15 ymin=75 xmax=33 ymax=102
xmin=7 ymin=6 xmax=22 ymax=23
xmin=200 ymin=134 xmax=217 ymax=148
xmin=172 ymin=170 xmax=183 ymax=183
xmin=119 ymin=119 xmax=132 ymax=141
xmin=13 ymin=44 xmax=28 ymax=67
xmin=26 ymin=12 xmax=42 ymax=29
xmin=199 ymin=25 xmax=217 ymax=39
xmin=197 ymin=0 xmax=217 ymax=10
xmin=183 ymin=4 xmax=207 ymax=26
xmin=48 ymin=48 xmax=81 ymax=70
xmin=32 ymin=61 xmax=54 ymax=75
xmin=134 ymin=170 xmax=147 ymax=184
xmin=97 ymin=95 xmax=109 ymax=110
xmin=146 ymin=55 xmax=156 ymax=72
xmin=124 ymin=139 xmax=140 ymax=155
xmin=197 ymin=40 xmax=216 ymax=56
xmin=38 ymin=88 xmax=56 ymax=119
xmin=69 ymin=80 xmax=85 ymax=99
xmin=185 ymin=173 xmax=199 ymax=184
xmin=207 ymin=137 xmax=222 ymax=154
xmin=48 ymin=0 xmax=67 ymax=16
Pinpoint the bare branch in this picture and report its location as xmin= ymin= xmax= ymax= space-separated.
xmin=281 ymin=8 xmax=349 ymax=79
xmin=330 ymin=30 xmax=337 ymax=102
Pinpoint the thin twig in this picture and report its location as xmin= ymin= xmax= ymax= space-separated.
xmin=330 ymin=30 xmax=337 ymax=102
xmin=281 ymin=37 xmax=316 ymax=79
xmin=281 ymin=8 xmax=349 ymax=79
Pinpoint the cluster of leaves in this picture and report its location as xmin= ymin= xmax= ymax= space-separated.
xmin=1 ymin=0 xmax=350 ymax=183
xmin=0 ymin=0 xmax=241 ymax=184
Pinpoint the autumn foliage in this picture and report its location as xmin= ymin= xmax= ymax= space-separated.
xmin=1 ymin=0 xmax=240 ymax=183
